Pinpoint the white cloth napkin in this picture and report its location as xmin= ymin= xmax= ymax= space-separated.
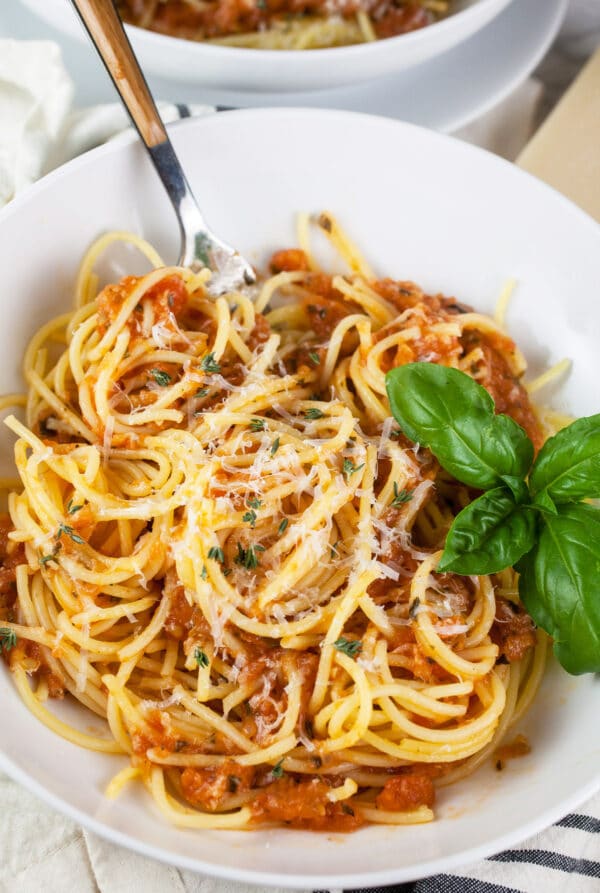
xmin=1 ymin=18 xmax=599 ymax=893
xmin=0 ymin=38 xmax=212 ymax=210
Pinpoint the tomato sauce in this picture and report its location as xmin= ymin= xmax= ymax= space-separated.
xmin=251 ymin=777 xmax=363 ymax=830
xmin=117 ymin=0 xmax=437 ymax=43
xmin=375 ymin=772 xmax=435 ymax=811
xmin=491 ymin=597 xmax=536 ymax=662
xmin=181 ymin=761 xmax=255 ymax=810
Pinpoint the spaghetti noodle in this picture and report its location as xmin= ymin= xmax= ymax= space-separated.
xmin=0 ymin=214 xmax=547 ymax=831
xmin=116 ymin=0 xmax=450 ymax=50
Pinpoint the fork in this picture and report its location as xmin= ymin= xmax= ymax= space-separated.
xmin=69 ymin=0 xmax=256 ymax=295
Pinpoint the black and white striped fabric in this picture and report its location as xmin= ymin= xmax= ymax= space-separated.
xmin=328 ymin=792 xmax=600 ymax=893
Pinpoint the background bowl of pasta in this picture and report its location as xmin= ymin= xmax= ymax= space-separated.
xmin=0 ymin=108 xmax=599 ymax=888
xmin=21 ymin=0 xmax=514 ymax=91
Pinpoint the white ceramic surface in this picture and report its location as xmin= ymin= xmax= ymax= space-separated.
xmin=5 ymin=0 xmax=566 ymax=132
xmin=0 ymin=109 xmax=599 ymax=888
xmin=20 ymin=0 xmax=513 ymax=93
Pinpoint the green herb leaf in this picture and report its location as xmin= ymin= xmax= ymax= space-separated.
xmin=57 ymin=524 xmax=85 ymax=545
xmin=227 ymin=775 xmax=241 ymax=793
xmin=195 ymin=387 xmax=209 ymax=398
xmin=194 ymin=646 xmax=209 ymax=669
xmin=408 ymin=597 xmax=421 ymax=620
xmin=242 ymin=510 xmax=257 ymax=528
xmin=0 ymin=627 xmax=17 ymax=653
xmin=517 ymin=503 xmax=600 ymax=674
xmin=529 ymin=414 xmax=600 ymax=504
xmin=278 ymin=518 xmax=288 ymax=536
xmin=67 ymin=499 xmax=83 ymax=515
xmin=40 ymin=542 xmax=62 ymax=566
xmin=385 ymin=363 xmax=533 ymax=491
xmin=207 ymin=546 xmax=224 ymax=563
xmin=247 ymin=497 xmax=262 ymax=510
xmin=303 ymin=408 xmax=324 ymax=420
xmin=308 ymin=351 xmax=320 ymax=366
xmin=250 ymin=418 xmax=265 ymax=432
xmin=334 ymin=637 xmax=362 ymax=658
xmin=200 ymin=565 xmax=208 ymax=580
xmin=272 ymin=758 xmax=285 ymax=778
xmin=270 ymin=437 xmax=280 ymax=457
xmin=195 ymin=233 xmax=211 ymax=268
xmin=201 ymin=352 xmax=221 ymax=374
xmin=150 ymin=368 xmax=171 ymax=387
xmin=343 ymin=458 xmax=365 ymax=477
xmin=391 ymin=482 xmax=413 ymax=507
xmin=235 ymin=543 xmax=264 ymax=570
xmin=438 ymin=484 xmax=537 ymax=575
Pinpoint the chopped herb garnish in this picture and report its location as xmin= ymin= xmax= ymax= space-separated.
xmin=270 ymin=437 xmax=280 ymax=457
xmin=66 ymin=499 xmax=83 ymax=515
xmin=195 ymin=387 xmax=209 ymax=398
xmin=150 ymin=368 xmax=171 ymax=387
xmin=272 ymin=758 xmax=285 ymax=779
xmin=341 ymin=803 xmax=355 ymax=816
xmin=0 ymin=627 xmax=17 ymax=653
xmin=200 ymin=565 xmax=208 ymax=580
xmin=409 ymin=597 xmax=421 ymax=620
xmin=208 ymin=546 xmax=224 ymax=563
xmin=308 ymin=351 xmax=320 ymax=366
xmin=391 ymin=482 xmax=413 ymax=507
xmin=250 ymin=418 xmax=265 ymax=432
xmin=227 ymin=775 xmax=241 ymax=793
xmin=201 ymin=352 xmax=221 ymax=374
xmin=242 ymin=510 xmax=257 ymax=528
xmin=389 ymin=428 xmax=402 ymax=440
xmin=222 ymin=568 xmax=232 ymax=577
xmin=57 ymin=524 xmax=85 ymax=545
xmin=334 ymin=637 xmax=362 ymax=658
xmin=303 ymin=408 xmax=324 ymax=420
xmin=40 ymin=542 xmax=62 ymax=566
xmin=256 ymin=0 xmax=267 ymax=8
xmin=194 ymin=233 xmax=211 ymax=268
xmin=235 ymin=542 xmax=264 ymax=570
xmin=194 ymin=646 xmax=209 ymax=668
xmin=343 ymin=458 xmax=365 ymax=477
xmin=330 ymin=540 xmax=340 ymax=559
xmin=278 ymin=518 xmax=289 ymax=536
xmin=247 ymin=496 xmax=262 ymax=510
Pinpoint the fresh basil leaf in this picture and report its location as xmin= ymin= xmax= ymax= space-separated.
xmin=532 ymin=488 xmax=557 ymax=516
xmin=530 ymin=414 xmax=600 ymax=504
xmin=439 ymin=484 xmax=536 ymax=575
xmin=385 ymin=364 xmax=533 ymax=490
xmin=517 ymin=503 xmax=600 ymax=674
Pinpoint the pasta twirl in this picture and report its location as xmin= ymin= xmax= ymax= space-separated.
xmin=0 ymin=214 xmax=546 ymax=831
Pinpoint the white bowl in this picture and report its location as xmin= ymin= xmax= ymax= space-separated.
xmin=20 ymin=0 xmax=514 ymax=92
xmin=0 ymin=109 xmax=599 ymax=887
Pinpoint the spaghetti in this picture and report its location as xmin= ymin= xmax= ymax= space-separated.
xmin=116 ymin=0 xmax=450 ymax=50
xmin=0 ymin=214 xmax=547 ymax=831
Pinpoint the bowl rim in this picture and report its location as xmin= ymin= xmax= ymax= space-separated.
xmin=1 ymin=740 xmax=598 ymax=889
xmin=22 ymin=0 xmax=513 ymax=62
xmin=1 ymin=106 xmax=599 ymax=887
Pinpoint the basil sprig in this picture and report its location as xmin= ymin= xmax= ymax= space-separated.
xmin=386 ymin=362 xmax=600 ymax=675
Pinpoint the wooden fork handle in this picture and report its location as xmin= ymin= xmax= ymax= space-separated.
xmin=70 ymin=0 xmax=167 ymax=148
